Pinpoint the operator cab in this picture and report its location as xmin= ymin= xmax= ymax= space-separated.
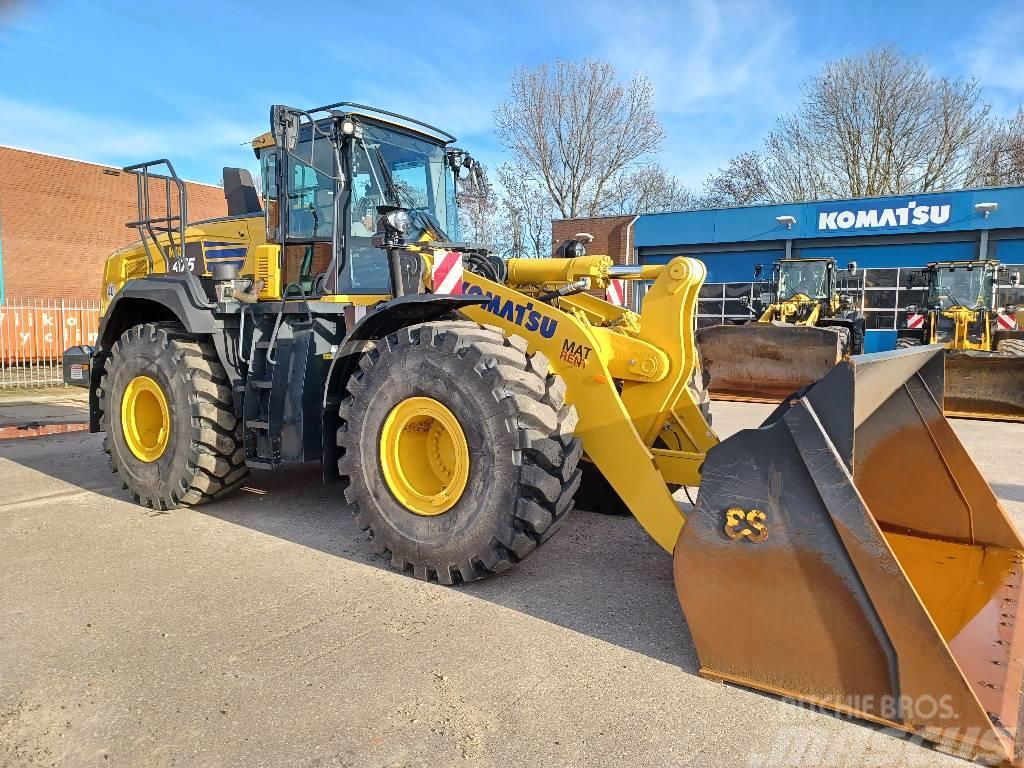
xmin=775 ymin=258 xmax=834 ymax=301
xmin=252 ymin=103 xmax=471 ymax=298
xmin=925 ymin=260 xmax=998 ymax=311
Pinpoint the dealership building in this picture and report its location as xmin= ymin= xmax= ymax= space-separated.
xmin=554 ymin=186 xmax=1024 ymax=352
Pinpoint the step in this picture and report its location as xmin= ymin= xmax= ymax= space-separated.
xmin=250 ymin=379 xmax=274 ymax=389
xmin=246 ymin=420 xmax=270 ymax=430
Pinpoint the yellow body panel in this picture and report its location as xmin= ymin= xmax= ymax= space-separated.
xmin=100 ymin=214 xmax=269 ymax=313
xmin=320 ymin=294 xmax=391 ymax=306
xmin=930 ymin=306 xmax=992 ymax=351
xmin=759 ymin=292 xmax=835 ymax=326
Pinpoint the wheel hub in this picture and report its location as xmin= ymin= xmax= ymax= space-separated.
xmin=379 ymin=397 xmax=469 ymax=516
xmin=121 ymin=375 xmax=170 ymax=462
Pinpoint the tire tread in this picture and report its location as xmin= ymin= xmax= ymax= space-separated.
xmin=336 ymin=321 xmax=580 ymax=584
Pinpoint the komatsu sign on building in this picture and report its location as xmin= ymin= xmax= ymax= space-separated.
xmin=625 ymin=186 xmax=1024 ymax=352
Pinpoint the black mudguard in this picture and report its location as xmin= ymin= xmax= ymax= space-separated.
xmin=85 ymin=276 xmax=222 ymax=431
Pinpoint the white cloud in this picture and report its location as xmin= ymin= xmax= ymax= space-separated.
xmin=0 ymin=97 xmax=260 ymax=181
xmin=323 ymin=34 xmax=504 ymax=142
xmin=583 ymin=0 xmax=795 ymax=115
xmin=961 ymin=2 xmax=1024 ymax=114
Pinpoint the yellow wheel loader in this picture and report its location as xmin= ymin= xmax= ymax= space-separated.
xmin=62 ymin=102 xmax=1024 ymax=765
xmin=897 ymin=259 xmax=1024 ymax=421
xmin=696 ymin=257 xmax=865 ymax=401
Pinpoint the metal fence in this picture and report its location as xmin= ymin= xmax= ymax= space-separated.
xmin=0 ymin=297 xmax=101 ymax=388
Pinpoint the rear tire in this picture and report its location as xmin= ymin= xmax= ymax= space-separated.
xmin=997 ymin=338 xmax=1024 ymax=357
xmin=896 ymin=337 xmax=923 ymax=349
xmin=851 ymin=320 xmax=865 ymax=354
xmin=99 ymin=322 xmax=248 ymax=510
xmin=835 ymin=327 xmax=851 ymax=356
xmin=337 ymin=321 xmax=582 ymax=584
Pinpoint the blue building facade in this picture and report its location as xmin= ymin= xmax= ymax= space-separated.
xmin=632 ymin=186 xmax=1024 ymax=352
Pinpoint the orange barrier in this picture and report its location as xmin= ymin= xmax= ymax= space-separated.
xmin=0 ymin=299 xmax=100 ymax=385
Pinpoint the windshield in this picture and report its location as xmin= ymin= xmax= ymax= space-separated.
xmin=777 ymin=261 xmax=830 ymax=300
xmin=929 ymin=264 xmax=993 ymax=310
xmin=350 ymin=123 xmax=459 ymax=241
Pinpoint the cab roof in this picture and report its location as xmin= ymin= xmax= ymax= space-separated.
xmin=926 ymin=259 xmax=1000 ymax=268
xmin=251 ymin=101 xmax=456 ymax=150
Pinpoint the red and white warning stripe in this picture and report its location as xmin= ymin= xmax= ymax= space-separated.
xmin=432 ymin=251 xmax=464 ymax=295
xmin=997 ymin=311 xmax=1018 ymax=331
xmin=906 ymin=313 xmax=925 ymax=330
xmin=606 ymin=278 xmax=625 ymax=307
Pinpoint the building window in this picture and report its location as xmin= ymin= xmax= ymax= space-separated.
xmin=862 ymin=268 xmax=898 ymax=288
xmin=997 ymin=264 xmax=1024 ymax=308
xmin=866 ymin=312 xmax=897 ymax=330
xmin=863 ymin=290 xmax=897 ymax=309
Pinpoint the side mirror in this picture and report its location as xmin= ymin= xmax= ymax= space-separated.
xmin=271 ymin=105 xmax=299 ymax=150
xmin=1012 ymin=271 xmax=1021 ymax=287
xmin=846 ymin=261 xmax=857 ymax=275
xmin=754 ymin=264 xmax=764 ymax=279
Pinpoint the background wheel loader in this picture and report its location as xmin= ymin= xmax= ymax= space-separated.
xmin=62 ymin=102 xmax=1024 ymax=765
xmin=896 ymin=259 xmax=1024 ymax=421
xmin=696 ymin=256 xmax=865 ymax=401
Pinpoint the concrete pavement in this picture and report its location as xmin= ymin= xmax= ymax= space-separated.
xmin=1 ymin=397 xmax=1022 ymax=767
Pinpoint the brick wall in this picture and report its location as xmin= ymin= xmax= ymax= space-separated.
xmin=0 ymin=146 xmax=228 ymax=300
xmin=552 ymin=214 xmax=638 ymax=305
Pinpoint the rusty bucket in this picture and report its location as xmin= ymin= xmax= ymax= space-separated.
xmin=696 ymin=322 xmax=844 ymax=402
xmin=944 ymin=350 xmax=1024 ymax=423
xmin=676 ymin=345 xmax=1024 ymax=764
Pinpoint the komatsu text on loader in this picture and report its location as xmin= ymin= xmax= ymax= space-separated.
xmin=696 ymin=256 xmax=865 ymax=400
xmin=897 ymin=259 xmax=1024 ymax=421
xmin=63 ymin=102 xmax=1024 ymax=765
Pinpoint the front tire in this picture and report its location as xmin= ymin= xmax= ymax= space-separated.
xmin=99 ymin=323 xmax=248 ymax=510
xmin=337 ymin=321 xmax=581 ymax=584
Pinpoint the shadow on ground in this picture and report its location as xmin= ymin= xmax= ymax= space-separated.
xmin=0 ymin=428 xmax=701 ymax=674
xmin=0 ymin=399 xmax=89 ymax=428
xmin=991 ymin=483 xmax=1024 ymax=504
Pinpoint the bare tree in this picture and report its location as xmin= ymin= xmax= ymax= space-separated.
xmin=495 ymin=165 xmax=556 ymax=259
xmin=604 ymin=165 xmax=699 ymax=214
xmin=702 ymin=152 xmax=770 ymax=206
xmin=972 ymin=108 xmax=1024 ymax=187
xmin=706 ymin=46 xmax=994 ymax=204
xmin=495 ymin=59 xmax=665 ymax=218
xmin=457 ymin=163 xmax=497 ymax=244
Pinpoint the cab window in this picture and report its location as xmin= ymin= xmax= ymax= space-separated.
xmin=261 ymin=150 xmax=280 ymax=240
xmin=286 ymin=136 xmax=334 ymax=240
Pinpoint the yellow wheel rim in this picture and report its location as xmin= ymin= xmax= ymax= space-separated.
xmin=379 ymin=397 xmax=470 ymax=516
xmin=121 ymin=375 xmax=170 ymax=463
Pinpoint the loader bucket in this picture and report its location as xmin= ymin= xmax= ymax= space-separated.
xmin=944 ymin=350 xmax=1024 ymax=423
xmin=675 ymin=345 xmax=1024 ymax=764
xmin=696 ymin=322 xmax=843 ymax=402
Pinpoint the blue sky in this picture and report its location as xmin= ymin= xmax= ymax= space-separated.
xmin=2 ymin=0 xmax=1024 ymax=189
